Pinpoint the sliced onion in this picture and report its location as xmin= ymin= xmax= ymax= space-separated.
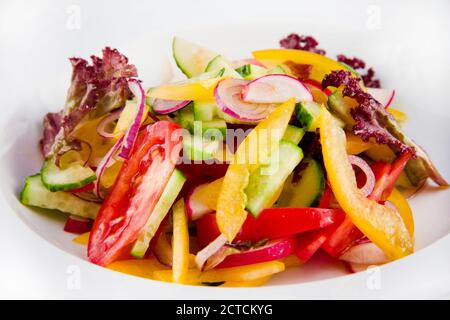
xmin=214 ymin=78 xmax=276 ymax=123
xmin=96 ymin=109 xmax=123 ymax=138
xmin=151 ymin=98 xmax=191 ymax=115
xmin=64 ymin=215 xmax=93 ymax=234
xmin=118 ymin=79 xmax=146 ymax=159
xmin=195 ymin=234 xmax=228 ymax=270
xmin=339 ymin=242 xmax=389 ymax=265
xmin=93 ymin=136 xmax=124 ymax=198
xmin=241 ymin=74 xmax=313 ymax=103
xmin=349 ymin=155 xmax=375 ymax=197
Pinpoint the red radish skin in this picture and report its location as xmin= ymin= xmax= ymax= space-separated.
xmin=241 ymin=74 xmax=313 ymax=104
xmin=151 ymin=98 xmax=191 ymax=114
xmin=216 ymin=237 xmax=297 ymax=268
xmin=64 ymin=215 xmax=93 ymax=234
xmin=303 ymin=79 xmax=332 ymax=96
xmin=367 ymin=88 xmax=395 ymax=108
xmin=214 ymin=78 xmax=276 ymax=122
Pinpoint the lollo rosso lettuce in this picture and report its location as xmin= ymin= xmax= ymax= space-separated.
xmin=322 ymin=70 xmax=448 ymax=187
xmin=40 ymin=47 xmax=138 ymax=157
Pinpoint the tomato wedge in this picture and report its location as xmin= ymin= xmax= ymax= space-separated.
xmin=88 ymin=121 xmax=182 ymax=266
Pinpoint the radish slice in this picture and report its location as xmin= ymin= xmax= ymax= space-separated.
xmin=345 ymin=262 xmax=371 ymax=273
xmin=349 ymin=155 xmax=375 ymax=197
xmin=118 ymin=79 xmax=146 ymax=159
xmin=195 ymin=234 xmax=228 ymax=270
xmin=216 ymin=237 xmax=297 ymax=269
xmin=339 ymin=242 xmax=389 ymax=265
xmin=367 ymin=88 xmax=395 ymax=108
xmin=303 ymin=79 xmax=333 ymax=96
xmin=241 ymin=74 xmax=313 ymax=103
xmin=214 ymin=78 xmax=276 ymax=122
xmin=151 ymin=98 xmax=191 ymax=115
xmin=186 ymin=183 xmax=214 ymax=221
xmin=64 ymin=215 xmax=93 ymax=234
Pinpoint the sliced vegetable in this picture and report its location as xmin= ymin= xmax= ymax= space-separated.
xmin=64 ymin=215 xmax=93 ymax=234
xmin=107 ymin=258 xmax=168 ymax=280
xmin=214 ymin=78 xmax=276 ymax=123
xmin=235 ymin=64 xmax=268 ymax=80
xmin=216 ymin=237 xmax=297 ymax=268
xmin=88 ymin=121 xmax=182 ymax=266
xmin=205 ymin=55 xmax=242 ymax=78
xmin=20 ymin=174 xmax=100 ymax=219
xmin=172 ymin=199 xmax=190 ymax=284
xmin=348 ymin=155 xmax=375 ymax=197
xmin=186 ymin=178 xmax=223 ymax=220
xmin=193 ymin=100 xmax=216 ymax=121
xmin=151 ymin=98 xmax=191 ymax=115
xmin=257 ymin=207 xmax=344 ymax=240
xmin=277 ymin=158 xmax=325 ymax=208
xmin=131 ymin=169 xmax=186 ymax=258
xmin=282 ymin=125 xmax=305 ymax=145
xmin=320 ymin=107 xmax=413 ymax=259
xmin=40 ymin=158 xmax=96 ymax=192
xmin=216 ymin=99 xmax=296 ymax=242
xmin=172 ymin=37 xmax=217 ymax=78
xmin=241 ymin=75 xmax=313 ymax=104
xmin=183 ymin=132 xmax=221 ymax=161
xmin=252 ymin=49 xmax=347 ymax=83
xmin=245 ymin=140 xmax=304 ymax=216
xmin=366 ymin=88 xmax=395 ymax=108
xmin=339 ymin=242 xmax=389 ymax=265
xmin=295 ymin=101 xmax=321 ymax=131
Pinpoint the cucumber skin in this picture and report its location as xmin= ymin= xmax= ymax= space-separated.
xmin=283 ymin=125 xmax=305 ymax=145
xmin=40 ymin=158 xmax=96 ymax=192
xmin=245 ymin=141 xmax=304 ymax=216
xmin=295 ymin=101 xmax=321 ymax=132
xmin=20 ymin=174 xmax=100 ymax=219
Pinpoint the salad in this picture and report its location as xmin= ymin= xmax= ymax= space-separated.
xmin=20 ymin=34 xmax=448 ymax=286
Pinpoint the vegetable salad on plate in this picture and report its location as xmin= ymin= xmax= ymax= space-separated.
xmin=20 ymin=34 xmax=448 ymax=286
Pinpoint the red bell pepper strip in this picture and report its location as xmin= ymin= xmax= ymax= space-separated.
xmin=256 ymin=208 xmax=344 ymax=239
xmin=216 ymin=237 xmax=297 ymax=269
xmin=196 ymin=213 xmax=259 ymax=248
xmin=88 ymin=121 xmax=182 ymax=266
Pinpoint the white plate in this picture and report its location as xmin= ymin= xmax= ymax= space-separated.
xmin=0 ymin=0 xmax=449 ymax=299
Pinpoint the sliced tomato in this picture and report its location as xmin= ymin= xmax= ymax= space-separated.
xmin=88 ymin=121 xmax=182 ymax=266
xmin=216 ymin=237 xmax=297 ymax=269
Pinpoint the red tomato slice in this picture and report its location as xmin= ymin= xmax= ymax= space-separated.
xmin=88 ymin=121 xmax=182 ymax=266
xmin=216 ymin=237 xmax=297 ymax=268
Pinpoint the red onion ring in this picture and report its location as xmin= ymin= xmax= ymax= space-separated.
xmin=93 ymin=136 xmax=124 ymax=198
xmin=349 ymin=155 xmax=375 ymax=197
xmin=118 ymin=79 xmax=146 ymax=159
xmin=195 ymin=234 xmax=228 ymax=270
xmin=151 ymin=98 xmax=191 ymax=115
xmin=96 ymin=109 xmax=123 ymax=138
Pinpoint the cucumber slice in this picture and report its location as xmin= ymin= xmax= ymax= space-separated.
xmin=245 ymin=140 xmax=304 ymax=216
xmin=282 ymin=125 xmax=305 ymax=145
xmin=205 ymin=55 xmax=241 ymax=78
xmin=193 ymin=100 xmax=216 ymax=121
xmin=193 ymin=119 xmax=227 ymax=141
xmin=41 ymin=158 xmax=96 ymax=192
xmin=327 ymin=90 xmax=357 ymax=126
xmin=183 ymin=132 xmax=221 ymax=161
xmin=235 ymin=64 xmax=267 ymax=80
xmin=178 ymin=104 xmax=195 ymax=132
xmin=276 ymin=158 xmax=325 ymax=208
xmin=20 ymin=174 xmax=100 ymax=219
xmin=296 ymin=101 xmax=321 ymax=132
xmin=172 ymin=37 xmax=217 ymax=78
xmin=131 ymin=169 xmax=186 ymax=258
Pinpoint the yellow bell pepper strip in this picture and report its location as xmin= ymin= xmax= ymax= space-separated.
xmin=107 ymin=258 xmax=168 ymax=280
xmin=172 ymin=199 xmax=190 ymax=284
xmin=153 ymin=261 xmax=285 ymax=285
xmin=387 ymin=188 xmax=414 ymax=238
xmin=252 ymin=49 xmax=347 ymax=83
xmin=220 ymin=276 xmax=271 ymax=287
xmin=216 ymin=99 xmax=296 ymax=242
xmin=72 ymin=232 xmax=90 ymax=245
xmin=346 ymin=132 xmax=372 ymax=155
xmin=146 ymin=77 xmax=223 ymax=101
xmin=283 ymin=255 xmax=302 ymax=268
xmin=387 ymin=107 xmax=407 ymax=124
xmin=319 ymin=107 xmax=413 ymax=259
